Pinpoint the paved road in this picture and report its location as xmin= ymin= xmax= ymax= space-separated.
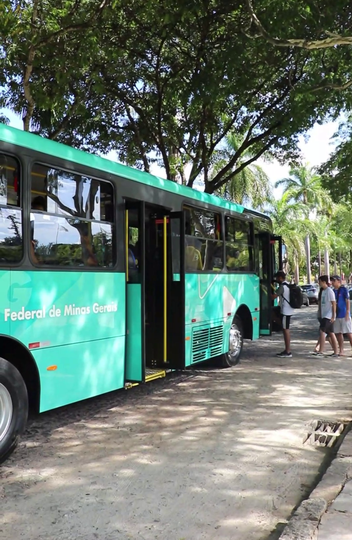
xmin=1 ymin=307 xmax=352 ymax=540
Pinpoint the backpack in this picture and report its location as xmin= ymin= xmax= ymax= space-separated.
xmin=283 ymin=283 xmax=303 ymax=309
xmin=335 ymin=286 xmax=346 ymax=318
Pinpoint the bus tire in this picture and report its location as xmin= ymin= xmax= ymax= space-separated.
xmin=0 ymin=357 xmax=28 ymax=464
xmin=220 ymin=316 xmax=243 ymax=367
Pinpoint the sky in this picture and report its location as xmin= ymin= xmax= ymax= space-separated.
xmin=1 ymin=108 xmax=339 ymax=199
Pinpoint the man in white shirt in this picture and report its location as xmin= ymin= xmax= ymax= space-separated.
xmin=272 ymin=271 xmax=294 ymax=358
xmin=317 ymin=275 xmax=339 ymax=357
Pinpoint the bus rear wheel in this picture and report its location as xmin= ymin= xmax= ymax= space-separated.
xmin=0 ymin=358 xmax=28 ymax=464
xmin=221 ymin=316 xmax=243 ymax=367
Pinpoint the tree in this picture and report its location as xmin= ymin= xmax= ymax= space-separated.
xmin=244 ymin=1 xmax=352 ymax=52
xmin=275 ymin=164 xmax=332 ymax=282
xmin=275 ymin=164 xmax=324 ymax=207
xmin=1 ymin=0 xmax=350 ymax=196
xmin=0 ymin=0 xmax=113 ymax=131
xmin=266 ymin=195 xmax=307 ymax=282
xmin=210 ymin=132 xmax=272 ymax=210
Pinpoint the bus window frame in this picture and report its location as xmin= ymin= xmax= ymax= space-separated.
xmin=29 ymin=159 xmax=118 ymax=271
xmin=0 ymin=151 xmax=24 ymax=267
xmin=224 ymin=213 xmax=255 ymax=274
xmin=183 ymin=203 xmax=225 ymax=273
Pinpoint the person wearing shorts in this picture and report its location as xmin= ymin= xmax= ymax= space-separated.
xmin=331 ymin=275 xmax=352 ymax=356
xmin=317 ymin=275 xmax=339 ymax=357
xmin=272 ymin=270 xmax=294 ymax=358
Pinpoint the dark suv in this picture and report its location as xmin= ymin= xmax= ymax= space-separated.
xmin=300 ymin=284 xmax=319 ymax=304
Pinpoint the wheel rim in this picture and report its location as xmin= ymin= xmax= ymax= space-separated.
xmin=228 ymin=323 xmax=242 ymax=360
xmin=0 ymin=383 xmax=13 ymax=443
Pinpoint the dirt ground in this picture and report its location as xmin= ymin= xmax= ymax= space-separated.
xmin=1 ymin=308 xmax=352 ymax=540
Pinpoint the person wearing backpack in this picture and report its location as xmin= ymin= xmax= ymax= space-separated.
xmin=272 ymin=270 xmax=294 ymax=358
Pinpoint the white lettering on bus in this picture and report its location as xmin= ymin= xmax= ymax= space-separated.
xmin=3 ymin=301 xmax=117 ymax=322
xmin=64 ymin=304 xmax=91 ymax=316
xmin=4 ymin=307 xmax=46 ymax=322
xmin=92 ymin=302 xmax=117 ymax=314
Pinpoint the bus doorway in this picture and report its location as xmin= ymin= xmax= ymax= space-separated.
xmin=257 ymin=232 xmax=283 ymax=336
xmin=125 ymin=202 xmax=185 ymax=384
xmin=144 ymin=207 xmax=185 ymax=370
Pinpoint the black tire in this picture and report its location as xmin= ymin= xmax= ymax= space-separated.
xmin=220 ymin=316 xmax=243 ymax=367
xmin=0 ymin=358 xmax=28 ymax=464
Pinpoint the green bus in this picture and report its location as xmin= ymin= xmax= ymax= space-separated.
xmin=0 ymin=124 xmax=281 ymax=462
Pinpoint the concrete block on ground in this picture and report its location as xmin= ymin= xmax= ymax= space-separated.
xmin=310 ymin=458 xmax=349 ymax=503
xmin=279 ymin=498 xmax=327 ymax=540
xmin=317 ymin=512 xmax=352 ymax=540
xmin=330 ymin=480 xmax=352 ymax=513
xmin=337 ymin=430 xmax=352 ymax=457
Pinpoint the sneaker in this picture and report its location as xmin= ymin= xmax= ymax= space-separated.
xmin=329 ymin=353 xmax=340 ymax=358
xmin=276 ymin=351 xmax=292 ymax=358
xmin=310 ymin=352 xmax=324 ymax=357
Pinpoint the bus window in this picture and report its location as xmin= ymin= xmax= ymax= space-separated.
xmin=225 ymin=216 xmax=254 ymax=272
xmin=184 ymin=206 xmax=223 ymax=272
xmin=31 ymin=164 xmax=113 ymax=221
xmin=0 ymin=154 xmax=22 ymax=263
xmin=127 ymin=207 xmax=140 ymax=283
xmin=30 ymin=164 xmax=115 ymax=268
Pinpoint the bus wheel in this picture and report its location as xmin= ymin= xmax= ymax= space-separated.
xmin=221 ymin=316 xmax=243 ymax=367
xmin=0 ymin=358 xmax=28 ymax=464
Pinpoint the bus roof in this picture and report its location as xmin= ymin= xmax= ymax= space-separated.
xmin=0 ymin=123 xmax=270 ymax=219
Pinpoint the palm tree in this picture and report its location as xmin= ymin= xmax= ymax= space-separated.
xmin=275 ymin=164 xmax=324 ymax=207
xmin=267 ymin=195 xmax=307 ymax=282
xmin=275 ymin=164 xmax=328 ymax=283
xmin=210 ymin=132 xmax=272 ymax=211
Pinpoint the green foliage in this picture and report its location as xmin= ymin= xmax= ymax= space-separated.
xmin=211 ymin=132 xmax=272 ymax=210
xmin=268 ymin=163 xmax=352 ymax=280
xmin=1 ymin=0 xmax=352 ymax=197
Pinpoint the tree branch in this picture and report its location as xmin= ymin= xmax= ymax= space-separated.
xmin=207 ymin=136 xmax=279 ymax=194
xmin=307 ymin=80 xmax=352 ymax=93
xmin=245 ymin=0 xmax=352 ymax=50
xmin=22 ymin=0 xmax=39 ymax=131
xmin=125 ymin=105 xmax=150 ymax=173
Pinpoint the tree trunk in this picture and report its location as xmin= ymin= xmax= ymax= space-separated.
xmin=324 ymin=248 xmax=330 ymax=281
xmin=318 ymin=249 xmax=321 ymax=277
xmin=294 ymin=254 xmax=300 ymax=284
xmin=305 ymin=234 xmax=311 ymax=284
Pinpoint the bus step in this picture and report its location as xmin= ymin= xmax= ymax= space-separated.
xmin=145 ymin=368 xmax=167 ymax=382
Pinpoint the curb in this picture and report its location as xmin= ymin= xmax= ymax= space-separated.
xmin=278 ymin=430 xmax=352 ymax=540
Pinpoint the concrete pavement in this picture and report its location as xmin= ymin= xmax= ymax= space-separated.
xmin=279 ymin=425 xmax=352 ymax=540
xmin=2 ymin=307 xmax=352 ymax=540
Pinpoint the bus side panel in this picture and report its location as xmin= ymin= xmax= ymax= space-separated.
xmin=0 ymin=271 xmax=11 ymax=336
xmin=1 ymin=270 xmax=126 ymax=411
xmin=185 ymin=273 xmax=260 ymax=366
xmin=35 ymin=336 xmax=125 ymax=412
xmin=6 ymin=271 xmax=125 ymax=347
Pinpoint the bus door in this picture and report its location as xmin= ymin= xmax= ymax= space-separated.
xmin=145 ymin=210 xmax=185 ymax=369
xmin=272 ymin=235 xmax=283 ymax=272
xmin=258 ymin=232 xmax=273 ymax=335
xmin=125 ymin=201 xmax=145 ymax=382
xmin=257 ymin=233 xmax=283 ymax=335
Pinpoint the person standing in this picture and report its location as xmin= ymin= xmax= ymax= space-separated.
xmin=317 ymin=275 xmax=339 ymax=357
xmin=331 ymin=275 xmax=352 ymax=356
xmin=271 ymin=270 xmax=294 ymax=358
